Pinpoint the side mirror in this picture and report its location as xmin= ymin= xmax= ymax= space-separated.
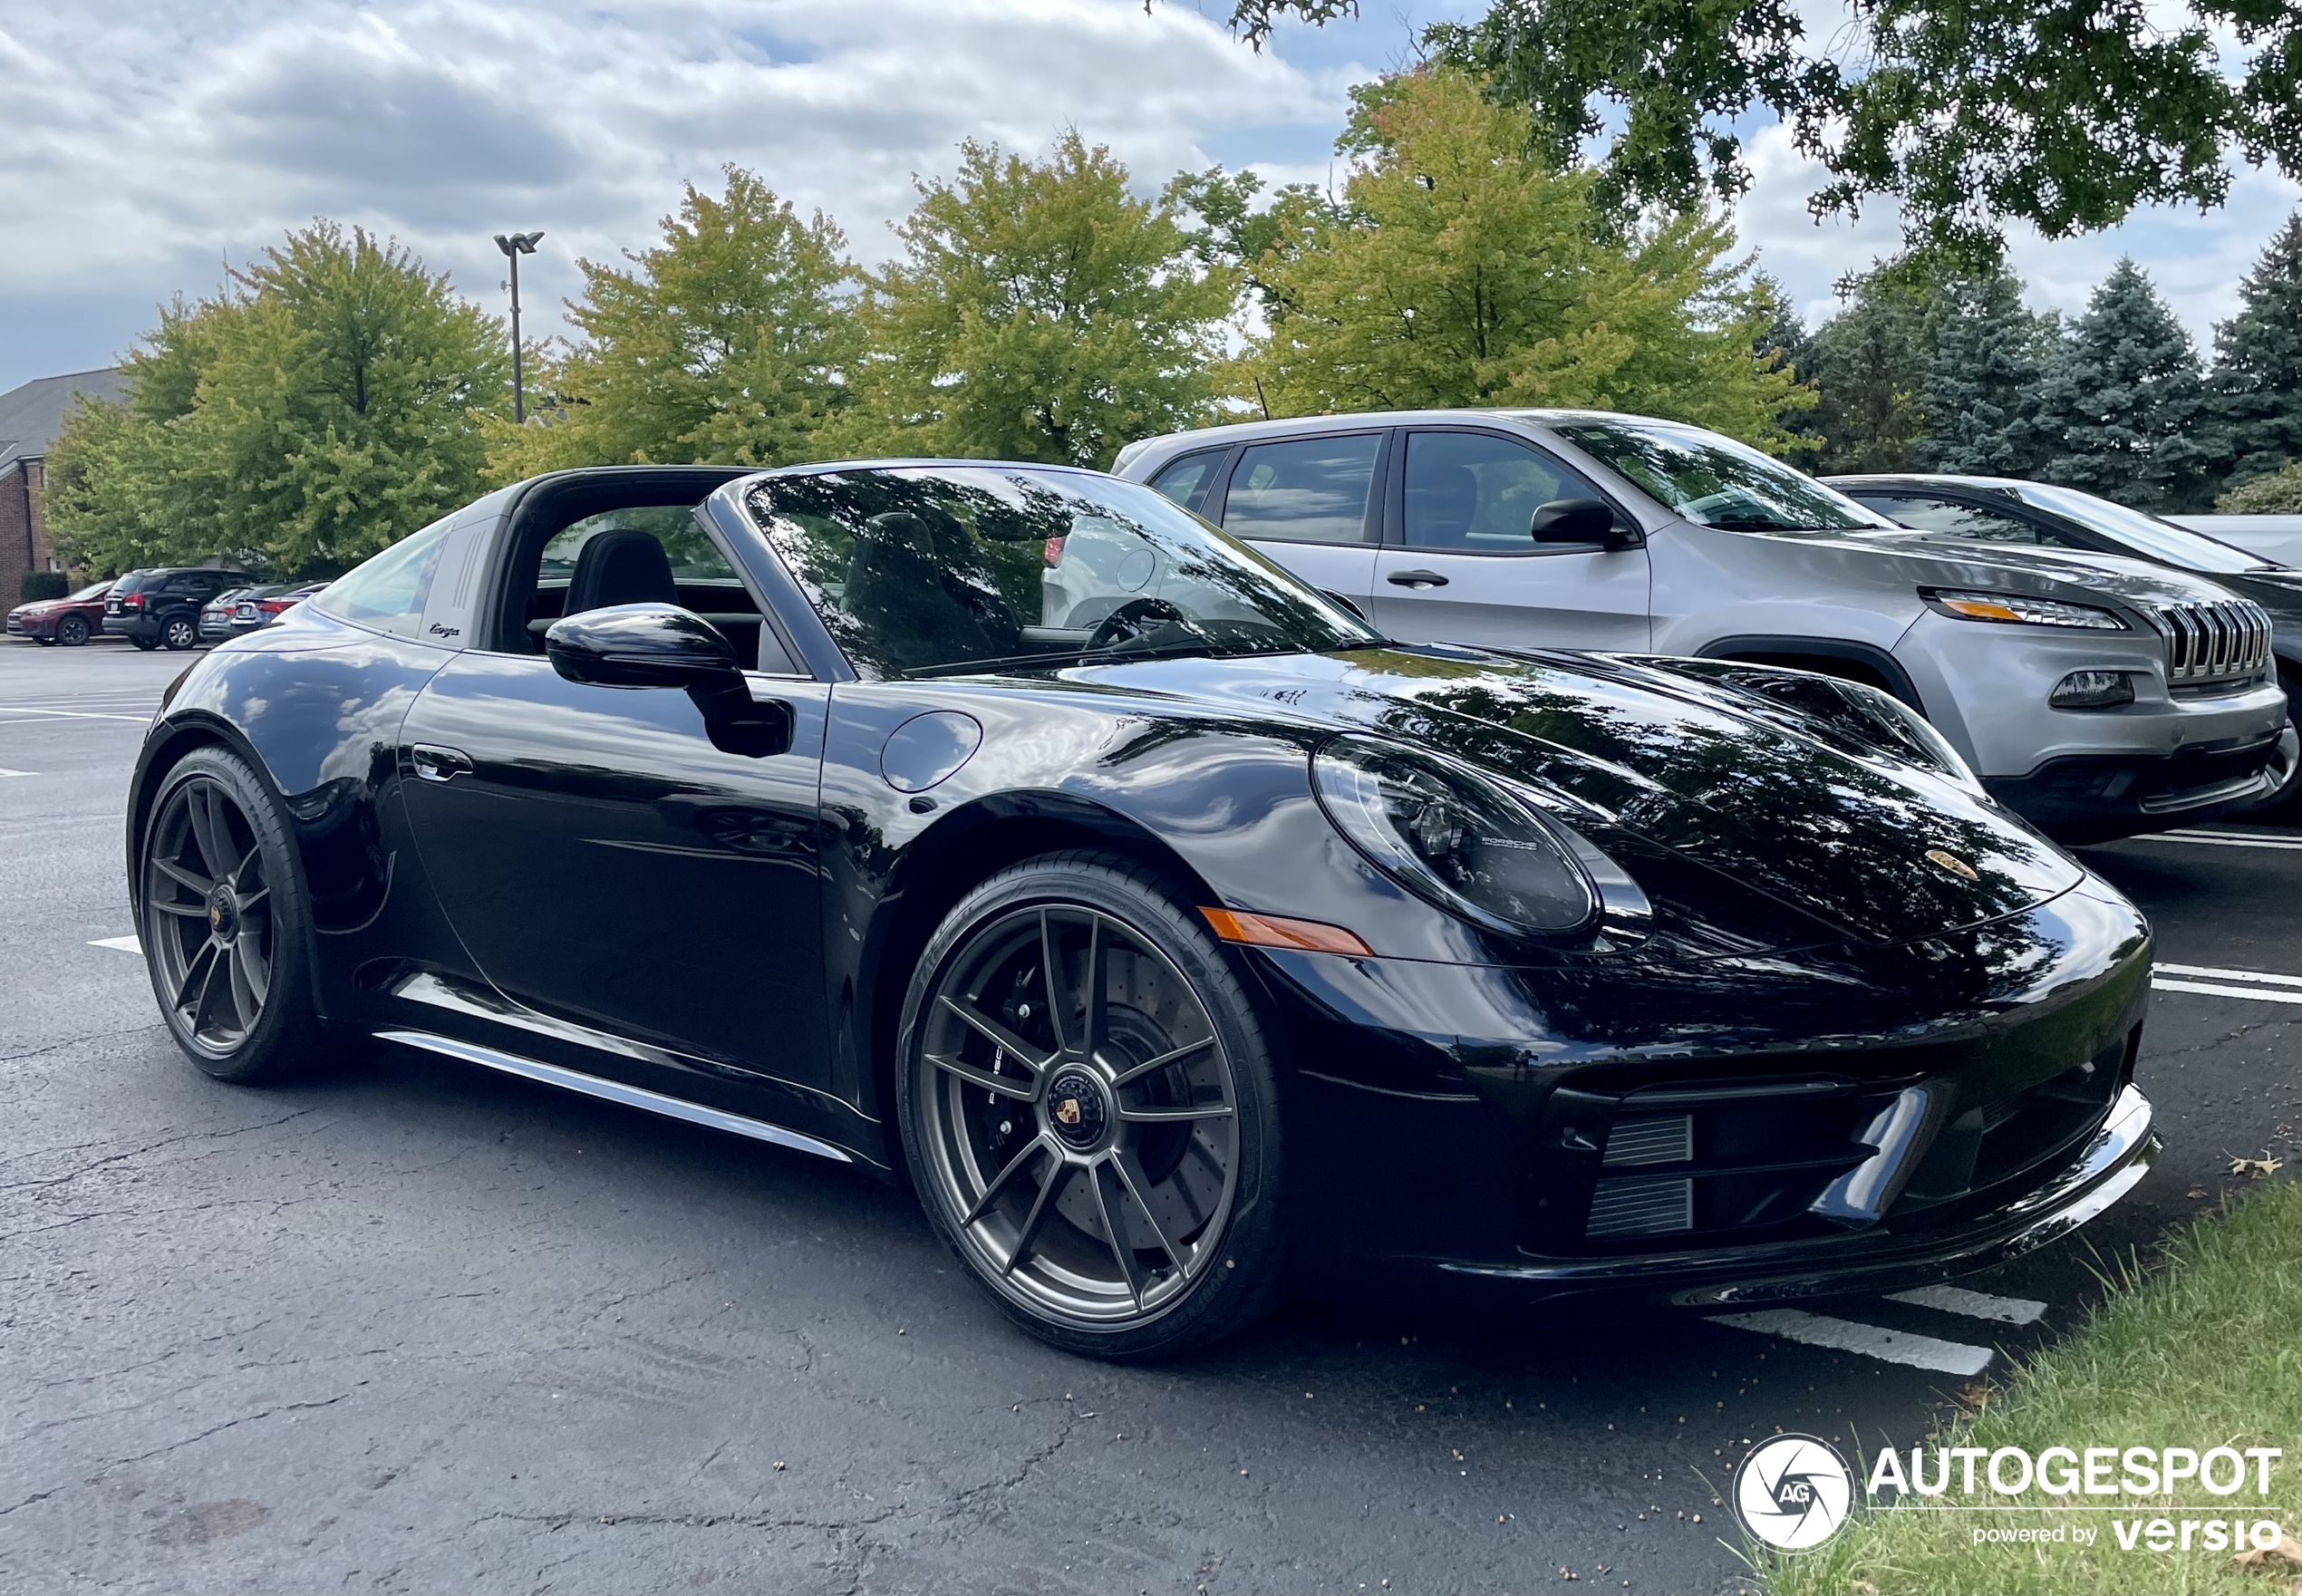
xmin=546 ymin=604 xmax=790 ymax=758
xmin=1529 ymin=498 xmax=1627 ymax=547
xmin=546 ymin=603 xmax=736 ymax=688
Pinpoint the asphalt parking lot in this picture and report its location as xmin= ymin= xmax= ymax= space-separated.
xmin=4 ymin=639 xmax=2297 ymax=1596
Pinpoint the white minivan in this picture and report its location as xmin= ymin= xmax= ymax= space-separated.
xmin=1115 ymin=409 xmax=2294 ymax=843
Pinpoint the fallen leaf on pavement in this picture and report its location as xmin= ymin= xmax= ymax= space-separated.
xmin=2229 ymin=1155 xmax=2285 ymax=1178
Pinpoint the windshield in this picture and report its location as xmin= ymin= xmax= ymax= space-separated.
xmin=1555 ymin=420 xmax=1897 ymax=533
xmin=746 ymin=466 xmax=1379 ymax=679
xmin=2011 ymin=480 xmax=2280 ymax=574
xmin=67 ymin=582 xmax=108 ymax=601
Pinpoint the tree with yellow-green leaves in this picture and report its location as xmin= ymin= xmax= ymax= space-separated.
xmin=824 ymin=133 xmax=1238 ymax=469
xmin=48 ymin=223 xmax=508 ymax=577
xmin=1217 ymin=69 xmax=1810 ymax=449
xmin=487 ymin=167 xmax=856 ymax=479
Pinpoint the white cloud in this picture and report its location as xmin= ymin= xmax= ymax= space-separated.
xmin=1730 ymin=99 xmax=2302 ymax=346
xmin=0 ymin=0 xmax=1356 ymax=384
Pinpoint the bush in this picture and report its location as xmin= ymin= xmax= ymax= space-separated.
xmin=2217 ymin=461 xmax=2302 ymax=513
xmin=20 ymin=571 xmax=69 ymax=603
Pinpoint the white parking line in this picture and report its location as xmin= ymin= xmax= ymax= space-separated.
xmin=88 ymin=935 xmax=141 ymax=953
xmin=1714 ymin=1309 xmax=1996 ymax=1376
xmin=2156 ymin=961 xmax=2302 ymax=989
xmin=0 ymin=767 xmax=34 ymax=778
xmin=0 ymin=707 xmax=149 ymax=722
xmin=2144 ymin=830 xmax=2302 ymax=853
xmin=1883 ymin=1285 xmax=2048 ymax=1325
xmin=2145 ymin=972 xmax=2302 ymax=1009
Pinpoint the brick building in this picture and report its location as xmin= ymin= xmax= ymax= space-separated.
xmin=0 ymin=368 xmax=130 ymax=603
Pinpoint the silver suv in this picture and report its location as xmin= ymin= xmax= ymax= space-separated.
xmin=1115 ymin=409 xmax=2295 ymax=843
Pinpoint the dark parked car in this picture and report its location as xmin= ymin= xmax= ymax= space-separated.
xmin=108 ymin=566 xmax=254 ymax=651
xmin=236 ymin=581 xmax=326 ymax=634
xmin=198 ymin=585 xmax=262 ymax=644
xmin=129 ymin=463 xmax=2156 ymax=1359
xmin=1829 ymin=474 xmax=2302 ymax=812
xmin=8 ymin=580 xmax=111 ymax=645
xmin=202 ymin=581 xmax=324 ymax=642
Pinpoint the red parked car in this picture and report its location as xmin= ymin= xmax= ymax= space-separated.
xmin=6 ymin=580 xmax=112 ymax=646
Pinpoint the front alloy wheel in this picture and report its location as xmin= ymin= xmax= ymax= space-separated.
xmin=162 ymin=615 xmax=198 ymax=651
xmin=900 ymin=854 xmax=1283 ymax=1359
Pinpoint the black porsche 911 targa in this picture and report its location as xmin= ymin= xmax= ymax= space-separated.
xmin=128 ymin=460 xmax=2158 ymax=1359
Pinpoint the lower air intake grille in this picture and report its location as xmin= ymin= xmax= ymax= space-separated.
xmin=1585 ymin=1175 xmax=1694 ymax=1239
xmin=1603 ymin=1114 xmax=1694 ymax=1166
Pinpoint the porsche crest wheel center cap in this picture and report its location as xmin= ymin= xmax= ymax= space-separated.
xmin=1045 ymin=1067 xmax=1109 ymax=1151
xmin=207 ymin=887 xmax=237 ymax=941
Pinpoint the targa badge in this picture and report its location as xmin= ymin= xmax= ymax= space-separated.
xmin=1732 ymin=1433 xmax=1854 ymax=1551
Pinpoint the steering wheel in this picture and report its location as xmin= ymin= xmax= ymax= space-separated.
xmin=1087 ymin=597 xmax=1201 ymax=653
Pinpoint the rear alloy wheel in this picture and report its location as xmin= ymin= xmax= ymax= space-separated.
xmin=56 ymin=614 xmax=90 ymax=647
xmin=140 ymin=748 xmax=327 ymax=1082
xmin=899 ymin=852 xmax=1285 ymax=1360
xmin=161 ymin=614 xmax=198 ymax=651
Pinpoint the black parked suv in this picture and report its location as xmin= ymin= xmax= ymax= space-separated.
xmin=107 ymin=567 xmax=256 ymax=651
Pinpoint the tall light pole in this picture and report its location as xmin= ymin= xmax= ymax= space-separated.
xmin=493 ymin=231 xmax=544 ymax=422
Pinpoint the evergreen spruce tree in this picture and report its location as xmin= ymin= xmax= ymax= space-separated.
xmin=2032 ymin=259 xmax=2213 ymax=512
xmin=1919 ymin=267 xmax=2060 ymax=478
xmin=2210 ymin=212 xmax=2302 ymax=490
xmin=1799 ymin=258 xmax=1936 ymax=474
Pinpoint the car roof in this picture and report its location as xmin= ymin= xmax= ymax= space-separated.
xmin=1823 ymin=473 xmax=2035 ymax=495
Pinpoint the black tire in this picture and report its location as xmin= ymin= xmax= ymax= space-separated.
xmin=138 ymin=746 xmax=330 ymax=1084
xmin=896 ymin=849 xmax=1286 ymax=1361
xmin=57 ymin=614 xmax=90 ymax=647
xmin=161 ymin=614 xmax=198 ymax=651
xmin=131 ymin=633 xmax=160 ymax=652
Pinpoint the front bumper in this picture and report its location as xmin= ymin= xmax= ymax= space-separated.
xmin=1985 ymin=724 xmax=2296 ymax=842
xmin=1257 ymin=876 xmax=2156 ymax=1320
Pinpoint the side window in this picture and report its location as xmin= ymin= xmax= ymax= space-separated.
xmin=1852 ymin=495 xmax=2045 ymax=546
xmin=1219 ymin=434 xmax=1380 ymax=545
xmin=309 ymin=518 xmax=454 ymax=640
xmin=1404 ymin=431 xmax=1604 ymax=553
xmin=1147 ymin=449 xmax=1225 ymax=512
xmin=510 ymin=504 xmax=782 ymax=671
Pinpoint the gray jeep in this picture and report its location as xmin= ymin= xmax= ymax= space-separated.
xmin=1115 ymin=408 xmax=2293 ymax=842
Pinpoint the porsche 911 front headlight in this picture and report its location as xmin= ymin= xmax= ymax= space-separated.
xmin=1311 ymin=737 xmax=1597 ymax=937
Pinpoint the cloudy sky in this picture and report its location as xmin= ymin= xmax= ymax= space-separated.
xmin=4 ymin=0 xmax=2296 ymax=395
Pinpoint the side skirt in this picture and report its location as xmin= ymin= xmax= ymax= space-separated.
xmin=374 ymin=1027 xmax=855 ymax=1165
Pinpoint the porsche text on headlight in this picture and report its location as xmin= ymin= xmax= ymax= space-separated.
xmin=1311 ymin=737 xmax=1597 ymax=936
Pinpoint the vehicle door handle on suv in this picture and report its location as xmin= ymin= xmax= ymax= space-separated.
xmin=1387 ymin=570 xmax=1450 ymax=589
xmin=411 ymin=744 xmax=474 ymax=783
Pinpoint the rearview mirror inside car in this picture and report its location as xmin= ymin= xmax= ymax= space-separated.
xmin=1529 ymin=498 xmax=1625 ymax=547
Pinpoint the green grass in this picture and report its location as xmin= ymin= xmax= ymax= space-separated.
xmin=1761 ymin=1178 xmax=2302 ymax=1595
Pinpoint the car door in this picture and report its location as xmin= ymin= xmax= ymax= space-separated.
xmin=1208 ymin=431 xmax=1385 ymax=612
xmin=1369 ymin=427 xmax=1651 ymax=650
xmin=397 ymin=504 xmax=834 ymax=1089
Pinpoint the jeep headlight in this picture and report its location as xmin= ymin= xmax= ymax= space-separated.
xmin=1921 ymin=589 xmax=2128 ymax=630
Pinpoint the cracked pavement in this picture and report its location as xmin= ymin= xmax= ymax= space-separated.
xmin=3 ymin=643 xmax=2296 ymax=1595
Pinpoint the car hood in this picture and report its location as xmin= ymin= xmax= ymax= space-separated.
xmin=1787 ymin=528 xmax=2255 ymax=612
xmin=1080 ymin=645 xmax=2084 ymax=947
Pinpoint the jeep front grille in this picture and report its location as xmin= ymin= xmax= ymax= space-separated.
xmin=2150 ymin=599 xmax=2273 ymax=688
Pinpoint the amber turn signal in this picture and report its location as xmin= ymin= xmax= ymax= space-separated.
xmin=1199 ymin=906 xmax=1373 ymax=956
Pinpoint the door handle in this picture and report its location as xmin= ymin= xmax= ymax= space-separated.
xmin=1387 ymin=569 xmax=1450 ymax=589
xmin=411 ymin=744 xmax=473 ymax=783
